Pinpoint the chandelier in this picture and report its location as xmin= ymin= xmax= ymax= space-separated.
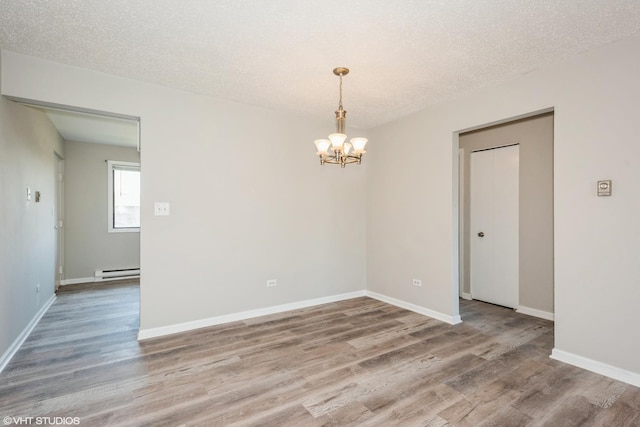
xmin=313 ymin=67 xmax=368 ymax=167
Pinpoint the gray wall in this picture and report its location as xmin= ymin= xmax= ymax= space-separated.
xmin=0 ymin=51 xmax=367 ymax=335
xmin=459 ymin=113 xmax=554 ymax=313
xmin=64 ymin=140 xmax=140 ymax=280
xmin=0 ymin=93 xmax=64 ymax=361
xmin=364 ymin=32 xmax=640 ymax=378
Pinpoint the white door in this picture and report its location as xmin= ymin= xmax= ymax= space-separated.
xmin=470 ymin=144 xmax=519 ymax=308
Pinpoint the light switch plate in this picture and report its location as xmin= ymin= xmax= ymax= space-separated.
xmin=597 ymin=180 xmax=612 ymax=196
xmin=154 ymin=202 xmax=170 ymax=216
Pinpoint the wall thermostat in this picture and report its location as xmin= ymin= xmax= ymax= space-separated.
xmin=597 ymin=180 xmax=612 ymax=196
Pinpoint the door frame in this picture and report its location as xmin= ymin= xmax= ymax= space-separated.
xmin=54 ymin=152 xmax=64 ymax=290
xmin=453 ymin=107 xmax=554 ymax=319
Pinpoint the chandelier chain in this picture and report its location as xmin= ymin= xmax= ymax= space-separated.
xmin=338 ymin=75 xmax=343 ymax=110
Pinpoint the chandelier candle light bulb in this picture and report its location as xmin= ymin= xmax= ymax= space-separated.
xmin=313 ymin=67 xmax=368 ymax=167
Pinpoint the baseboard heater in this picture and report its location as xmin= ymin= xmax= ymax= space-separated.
xmin=94 ymin=268 xmax=140 ymax=282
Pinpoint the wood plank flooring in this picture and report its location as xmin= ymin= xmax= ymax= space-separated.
xmin=1 ymin=281 xmax=639 ymax=426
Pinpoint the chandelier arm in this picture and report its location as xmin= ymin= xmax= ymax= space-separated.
xmin=343 ymin=155 xmax=361 ymax=164
xmin=320 ymin=156 xmax=340 ymax=165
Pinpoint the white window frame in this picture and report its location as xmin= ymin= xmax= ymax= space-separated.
xmin=107 ymin=160 xmax=140 ymax=233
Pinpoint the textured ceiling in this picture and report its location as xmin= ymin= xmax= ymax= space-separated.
xmin=2 ymin=0 xmax=640 ymax=129
xmin=40 ymin=108 xmax=139 ymax=148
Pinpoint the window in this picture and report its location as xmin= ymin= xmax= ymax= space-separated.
xmin=107 ymin=160 xmax=140 ymax=232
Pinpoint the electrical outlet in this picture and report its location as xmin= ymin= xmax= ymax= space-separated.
xmin=266 ymin=279 xmax=277 ymax=287
xmin=154 ymin=202 xmax=170 ymax=216
xmin=412 ymin=279 xmax=422 ymax=287
xmin=36 ymin=283 xmax=40 ymax=294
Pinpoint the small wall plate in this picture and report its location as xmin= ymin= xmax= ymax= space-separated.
xmin=597 ymin=180 xmax=612 ymax=196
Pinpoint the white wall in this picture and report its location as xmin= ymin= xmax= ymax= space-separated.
xmin=367 ymin=33 xmax=640 ymax=379
xmin=64 ymin=140 xmax=140 ymax=281
xmin=0 ymin=50 xmax=367 ymax=333
xmin=0 ymin=52 xmax=64 ymax=362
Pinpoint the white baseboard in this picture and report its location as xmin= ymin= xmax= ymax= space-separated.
xmin=60 ymin=276 xmax=140 ymax=286
xmin=551 ymin=348 xmax=640 ymax=388
xmin=365 ymin=291 xmax=462 ymax=325
xmin=0 ymin=294 xmax=56 ymax=374
xmin=516 ymin=305 xmax=554 ymax=321
xmin=138 ymin=289 xmax=465 ymax=341
xmin=460 ymin=292 xmax=472 ymax=300
xmin=59 ymin=277 xmax=94 ymax=286
xmin=138 ymin=290 xmax=367 ymax=340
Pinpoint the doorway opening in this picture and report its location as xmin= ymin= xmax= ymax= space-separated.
xmin=456 ymin=111 xmax=554 ymax=321
xmin=14 ymin=98 xmax=142 ymax=320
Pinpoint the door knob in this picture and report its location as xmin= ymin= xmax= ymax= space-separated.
xmin=477 ymin=232 xmax=485 ymax=237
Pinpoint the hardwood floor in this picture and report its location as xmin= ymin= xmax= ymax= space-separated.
xmin=1 ymin=282 xmax=639 ymax=426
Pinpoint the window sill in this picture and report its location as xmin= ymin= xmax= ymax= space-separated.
xmin=108 ymin=228 xmax=140 ymax=233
